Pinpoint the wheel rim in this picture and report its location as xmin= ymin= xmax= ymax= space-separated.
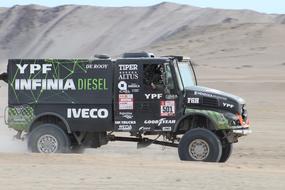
xmin=189 ymin=139 xmax=210 ymax=161
xmin=37 ymin=134 xmax=58 ymax=153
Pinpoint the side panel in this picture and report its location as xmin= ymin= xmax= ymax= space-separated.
xmin=8 ymin=59 xmax=114 ymax=132
xmin=113 ymin=59 xmax=180 ymax=132
xmin=113 ymin=60 xmax=142 ymax=131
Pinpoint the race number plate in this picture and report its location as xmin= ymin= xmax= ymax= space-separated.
xmin=160 ymin=100 xmax=175 ymax=117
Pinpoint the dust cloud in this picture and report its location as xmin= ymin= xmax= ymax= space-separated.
xmin=0 ymin=80 xmax=27 ymax=153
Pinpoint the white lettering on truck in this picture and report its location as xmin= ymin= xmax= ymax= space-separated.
xmin=16 ymin=64 xmax=52 ymax=74
xmin=145 ymin=94 xmax=162 ymax=99
xmin=118 ymin=64 xmax=138 ymax=71
xmin=144 ymin=118 xmax=175 ymax=126
xmin=67 ymin=108 xmax=109 ymax=119
xmin=15 ymin=79 xmax=76 ymax=90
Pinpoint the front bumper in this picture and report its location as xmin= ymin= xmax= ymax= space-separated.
xmin=232 ymin=128 xmax=252 ymax=135
xmin=230 ymin=123 xmax=251 ymax=135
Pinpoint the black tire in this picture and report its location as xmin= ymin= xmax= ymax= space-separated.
xmin=70 ymin=145 xmax=85 ymax=154
xmin=178 ymin=128 xmax=222 ymax=162
xmin=28 ymin=124 xmax=71 ymax=153
xmin=219 ymin=143 xmax=233 ymax=162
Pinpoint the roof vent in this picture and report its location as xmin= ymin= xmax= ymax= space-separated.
xmin=122 ymin=52 xmax=155 ymax=58
xmin=94 ymin=54 xmax=110 ymax=59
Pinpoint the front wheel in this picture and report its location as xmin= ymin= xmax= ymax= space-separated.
xmin=28 ymin=124 xmax=71 ymax=153
xmin=178 ymin=128 xmax=222 ymax=162
xmin=219 ymin=143 xmax=233 ymax=162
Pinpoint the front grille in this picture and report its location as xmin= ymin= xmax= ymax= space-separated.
xmin=202 ymin=97 xmax=218 ymax=107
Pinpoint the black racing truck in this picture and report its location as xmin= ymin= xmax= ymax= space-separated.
xmin=1 ymin=52 xmax=251 ymax=162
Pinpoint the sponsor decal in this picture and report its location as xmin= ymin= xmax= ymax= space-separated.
xmin=119 ymin=112 xmax=133 ymax=119
xmin=160 ymin=100 xmax=175 ymax=117
xmin=128 ymin=83 xmax=140 ymax=88
xmin=194 ymin=91 xmax=227 ymax=100
xmin=115 ymin=120 xmax=136 ymax=125
xmin=67 ymin=108 xmax=109 ymax=119
xmin=119 ymin=72 xmax=138 ymax=80
xmin=8 ymin=105 xmax=35 ymax=131
xmin=118 ymin=64 xmax=138 ymax=71
xmin=144 ymin=118 xmax=176 ymax=126
xmin=118 ymin=81 xmax=128 ymax=92
xmin=14 ymin=105 xmax=26 ymax=114
xmin=118 ymin=64 xmax=139 ymax=80
xmin=118 ymin=125 xmax=132 ymax=131
xmin=131 ymin=89 xmax=139 ymax=93
xmin=118 ymin=81 xmax=140 ymax=93
xmin=115 ymin=121 xmax=135 ymax=131
xmin=14 ymin=64 xmax=108 ymax=91
xmin=17 ymin=63 xmax=52 ymax=74
xmin=223 ymin=102 xmax=234 ymax=108
xmin=86 ymin=64 xmax=108 ymax=69
xmin=162 ymin=126 xmax=172 ymax=131
xmin=139 ymin=126 xmax=151 ymax=131
xmin=119 ymin=94 xmax=134 ymax=110
xmin=187 ymin=97 xmax=200 ymax=104
xmin=145 ymin=94 xmax=163 ymax=100
xmin=128 ymin=82 xmax=140 ymax=93
xmin=77 ymin=78 xmax=108 ymax=90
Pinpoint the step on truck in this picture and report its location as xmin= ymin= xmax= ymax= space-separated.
xmin=2 ymin=52 xmax=251 ymax=162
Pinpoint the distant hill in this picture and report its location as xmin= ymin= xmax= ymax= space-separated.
xmin=0 ymin=2 xmax=284 ymax=61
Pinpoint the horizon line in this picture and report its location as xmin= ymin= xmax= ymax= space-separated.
xmin=0 ymin=2 xmax=282 ymax=15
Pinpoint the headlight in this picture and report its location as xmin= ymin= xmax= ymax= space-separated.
xmin=242 ymin=105 xmax=248 ymax=121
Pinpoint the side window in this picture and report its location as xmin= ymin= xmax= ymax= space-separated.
xmin=143 ymin=64 xmax=164 ymax=91
xmin=164 ymin=63 xmax=175 ymax=91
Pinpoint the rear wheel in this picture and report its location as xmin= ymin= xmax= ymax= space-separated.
xmin=178 ymin=128 xmax=222 ymax=162
xmin=71 ymin=145 xmax=85 ymax=154
xmin=28 ymin=124 xmax=71 ymax=153
xmin=219 ymin=143 xmax=233 ymax=162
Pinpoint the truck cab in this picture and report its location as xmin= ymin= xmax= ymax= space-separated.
xmin=4 ymin=53 xmax=251 ymax=162
xmin=114 ymin=54 xmax=250 ymax=134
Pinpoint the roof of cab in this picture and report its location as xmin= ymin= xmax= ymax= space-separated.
xmin=115 ymin=57 xmax=170 ymax=64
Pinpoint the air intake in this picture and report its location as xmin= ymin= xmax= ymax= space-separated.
xmin=202 ymin=97 xmax=218 ymax=107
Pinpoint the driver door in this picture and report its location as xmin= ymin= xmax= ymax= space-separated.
xmin=136 ymin=62 xmax=178 ymax=132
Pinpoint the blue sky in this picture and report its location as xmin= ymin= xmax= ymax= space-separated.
xmin=1 ymin=0 xmax=285 ymax=14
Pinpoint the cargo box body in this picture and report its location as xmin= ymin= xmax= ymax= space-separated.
xmin=8 ymin=59 xmax=114 ymax=132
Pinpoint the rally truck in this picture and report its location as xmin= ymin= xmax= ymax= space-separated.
xmin=1 ymin=52 xmax=251 ymax=162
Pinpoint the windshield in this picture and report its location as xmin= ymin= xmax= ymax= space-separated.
xmin=176 ymin=61 xmax=196 ymax=88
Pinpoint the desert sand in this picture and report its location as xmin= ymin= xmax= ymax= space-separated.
xmin=0 ymin=2 xmax=285 ymax=190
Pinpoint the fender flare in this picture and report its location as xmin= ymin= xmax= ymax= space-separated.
xmin=173 ymin=112 xmax=218 ymax=132
xmin=29 ymin=112 xmax=72 ymax=134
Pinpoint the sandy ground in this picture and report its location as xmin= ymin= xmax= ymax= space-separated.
xmin=0 ymin=60 xmax=285 ymax=189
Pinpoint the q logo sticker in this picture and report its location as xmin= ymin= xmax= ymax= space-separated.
xmin=118 ymin=81 xmax=128 ymax=91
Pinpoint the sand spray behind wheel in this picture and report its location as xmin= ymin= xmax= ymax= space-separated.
xmin=0 ymin=80 xmax=27 ymax=153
